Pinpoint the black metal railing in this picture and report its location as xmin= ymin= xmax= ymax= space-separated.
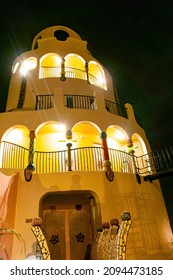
xmin=34 ymin=150 xmax=68 ymax=173
xmin=136 ymin=146 xmax=173 ymax=180
xmin=65 ymin=67 xmax=86 ymax=80
xmin=39 ymin=66 xmax=106 ymax=89
xmin=109 ymin=148 xmax=135 ymax=173
xmin=34 ymin=147 xmax=135 ymax=173
xmin=34 ymin=147 xmax=104 ymax=173
xmin=35 ymin=94 xmax=54 ymax=110
xmin=1 ymin=141 xmax=172 ymax=179
xmin=1 ymin=141 xmax=28 ymax=169
xmin=64 ymin=94 xmax=96 ymax=110
xmin=88 ymin=73 xmax=106 ymax=89
xmin=34 ymin=93 xmax=127 ymax=117
xmin=39 ymin=66 xmax=61 ymax=78
xmin=104 ymin=99 xmax=127 ymax=118
xmin=0 ymin=142 xmax=134 ymax=174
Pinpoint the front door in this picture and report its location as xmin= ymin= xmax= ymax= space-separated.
xmin=41 ymin=191 xmax=98 ymax=260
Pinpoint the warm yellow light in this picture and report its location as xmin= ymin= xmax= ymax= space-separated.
xmin=41 ymin=54 xmax=61 ymax=67
xmin=57 ymin=124 xmax=66 ymax=132
xmin=20 ymin=57 xmax=37 ymax=75
xmin=115 ymin=130 xmax=125 ymax=140
xmin=6 ymin=129 xmax=23 ymax=144
xmin=97 ymin=74 xmax=105 ymax=85
xmin=107 ymin=138 xmax=117 ymax=148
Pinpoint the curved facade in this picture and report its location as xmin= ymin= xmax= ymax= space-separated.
xmin=0 ymin=25 xmax=172 ymax=260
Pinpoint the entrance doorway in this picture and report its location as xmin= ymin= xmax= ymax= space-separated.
xmin=39 ymin=191 xmax=100 ymax=260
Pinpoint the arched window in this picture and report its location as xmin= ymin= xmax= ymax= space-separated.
xmin=65 ymin=54 xmax=86 ymax=80
xmin=88 ymin=61 xmax=106 ymax=90
xmin=39 ymin=53 xmax=61 ymax=79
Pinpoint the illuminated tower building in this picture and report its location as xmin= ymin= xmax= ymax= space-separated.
xmin=0 ymin=25 xmax=172 ymax=260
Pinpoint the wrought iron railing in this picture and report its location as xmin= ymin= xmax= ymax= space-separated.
xmin=0 ymin=142 xmax=134 ymax=174
xmin=136 ymin=146 xmax=173 ymax=176
xmin=34 ymin=93 xmax=126 ymax=117
xmin=0 ymin=141 xmax=28 ymax=169
xmin=34 ymin=147 xmax=105 ymax=173
xmin=34 ymin=150 xmax=68 ymax=173
xmin=109 ymin=148 xmax=135 ymax=173
xmin=64 ymin=94 xmax=96 ymax=110
xmin=39 ymin=65 xmax=106 ymax=89
xmin=104 ymin=99 xmax=127 ymax=118
xmin=88 ymin=73 xmax=106 ymax=89
xmin=1 ymin=141 xmax=172 ymax=179
xmin=65 ymin=67 xmax=86 ymax=80
xmin=35 ymin=94 xmax=54 ymax=110
xmin=39 ymin=66 xmax=61 ymax=78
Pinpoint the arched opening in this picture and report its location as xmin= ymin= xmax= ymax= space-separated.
xmin=36 ymin=122 xmax=66 ymax=152
xmin=132 ymin=133 xmax=148 ymax=156
xmin=0 ymin=125 xmax=29 ymax=169
xmin=132 ymin=133 xmax=150 ymax=175
xmin=71 ymin=122 xmax=102 ymax=171
xmin=72 ymin=122 xmax=101 ymax=148
xmin=106 ymin=126 xmax=131 ymax=172
xmin=65 ymin=54 xmax=86 ymax=80
xmin=39 ymin=190 xmax=101 ymax=260
xmin=35 ymin=122 xmax=67 ymax=173
xmin=88 ymin=61 xmax=107 ymax=90
xmin=39 ymin=53 xmax=62 ymax=78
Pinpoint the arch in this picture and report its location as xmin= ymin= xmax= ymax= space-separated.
xmin=88 ymin=61 xmax=107 ymax=90
xmin=1 ymin=125 xmax=30 ymax=147
xmin=132 ymin=133 xmax=150 ymax=175
xmin=72 ymin=121 xmax=101 ymax=148
xmin=132 ymin=133 xmax=148 ymax=156
xmin=0 ymin=125 xmax=30 ymax=169
xmin=71 ymin=122 xmax=102 ymax=171
xmin=38 ymin=190 xmax=101 ymax=260
xmin=106 ymin=126 xmax=130 ymax=173
xmin=65 ymin=54 xmax=86 ymax=80
xmin=106 ymin=125 xmax=128 ymax=151
xmin=35 ymin=121 xmax=66 ymax=152
xmin=39 ymin=53 xmax=62 ymax=78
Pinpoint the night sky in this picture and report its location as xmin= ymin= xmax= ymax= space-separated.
xmin=0 ymin=1 xmax=173 ymax=227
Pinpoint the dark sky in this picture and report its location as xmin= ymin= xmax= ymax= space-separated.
xmin=0 ymin=1 xmax=173 ymax=227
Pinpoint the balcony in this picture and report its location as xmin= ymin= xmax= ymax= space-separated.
xmin=1 ymin=141 xmax=172 ymax=180
xmin=39 ymin=66 xmax=106 ymax=90
xmin=1 ymin=141 xmax=134 ymax=174
xmin=35 ymin=94 xmax=126 ymax=117
xmin=137 ymin=147 xmax=173 ymax=182
xmin=35 ymin=94 xmax=54 ymax=110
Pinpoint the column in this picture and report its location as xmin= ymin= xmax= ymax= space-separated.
xmin=66 ymin=130 xmax=72 ymax=171
xmin=100 ymin=132 xmax=111 ymax=170
xmin=60 ymin=57 xmax=66 ymax=81
xmin=85 ymin=62 xmax=90 ymax=84
xmin=24 ymin=130 xmax=36 ymax=181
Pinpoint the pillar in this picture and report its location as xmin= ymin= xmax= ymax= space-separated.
xmin=100 ymin=131 xmax=111 ymax=170
xmin=85 ymin=62 xmax=90 ymax=84
xmin=66 ymin=130 xmax=73 ymax=171
xmin=60 ymin=57 xmax=66 ymax=81
xmin=24 ymin=130 xmax=36 ymax=181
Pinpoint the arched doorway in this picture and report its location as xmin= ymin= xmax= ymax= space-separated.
xmin=39 ymin=191 xmax=101 ymax=260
